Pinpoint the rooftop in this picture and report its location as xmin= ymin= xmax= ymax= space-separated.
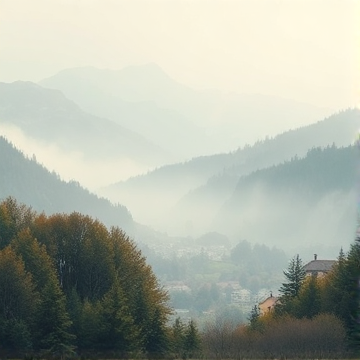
xmin=304 ymin=259 xmax=336 ymax=272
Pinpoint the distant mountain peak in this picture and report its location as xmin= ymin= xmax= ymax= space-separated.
xmin=8 ymin=80 xmax=42 ymax=88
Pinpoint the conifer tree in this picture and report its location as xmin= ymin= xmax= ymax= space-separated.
xmin=98 ymin=278 xmax=139 ymax=352
xmin=78 ymin=300 xmax=102 ymax=350
xmin=0 ymin=247 xmax=36 ymax=351
xmin=66 ymin=288 xmax=82 ymax=344
xmin=144 ymin=307 xmax=169 ymax=357
xmin=10 ymin=228 xmax=75 ymax=355
xmin=248 ymin=304 xmax=262 ymax=331
xmin=346 ymin=237 xmax=360 ymax=349
xmin=35 ymin=273 xmax=75 ymax=358
xmin=276 ymin=254 xmax=306 ymax=316
xmin=172 ymin=317 xmax=185 ymax=356
xmin=319 ymin=247 xmax=348 ymax=317
xmin=295 ymin=274 xmax=321 ymax=318
xmin=184 ymin=320 xmax=201 ymax=358
xmin=279 ymin=254 xmax=306 ymax=298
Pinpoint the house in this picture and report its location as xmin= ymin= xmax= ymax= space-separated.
xmin=258 ymin=292 xmax=278 ymax=315
xmin=304 ymin=254 xmax=336 ymax=277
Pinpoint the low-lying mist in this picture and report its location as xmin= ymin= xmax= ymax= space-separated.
xmin=0 ymin=123 xmax=150 ymax=190
xmin=216 ymin=186 xmax=357 ymax=258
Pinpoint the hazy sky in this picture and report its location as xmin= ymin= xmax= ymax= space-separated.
xmin=0 ymin=0 xmax=359 ymax=109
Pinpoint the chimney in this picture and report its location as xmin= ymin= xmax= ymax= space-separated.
xmin=314 ymin=254 xmax=317 ymax=261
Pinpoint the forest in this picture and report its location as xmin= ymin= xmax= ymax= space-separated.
xmin=0 ymin=197 xmax=171 ymax=358
xmin=0 ymin=197 xmax=359 ymax=359
xmin=1 ymin=2 xmax=359 ymax=358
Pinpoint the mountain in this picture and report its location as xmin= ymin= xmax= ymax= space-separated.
xmin=0 ymin=135 xmax=195 ymax=252
xmin=0 ymin=81 xmax=172 ymax=187
xmin=39 ymin=65 xmax=207 ymax=160
xmin=214 ymin=145 xmax=358 ymax=256
xmin=100 ymin=109 xmax=360 ymax=231
xmin=0 ymin=136 xmax=133 ymax=231
xmin=39 ymin=64 xmax=333 ymax=158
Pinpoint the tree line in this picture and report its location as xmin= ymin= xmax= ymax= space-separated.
xmin=1 ymin=196 xmax=358 ymax=359
xmin=202 ymin=244 xmax=360 ymax=358
xmin=0 ymin=197 xmax=202 ymax=359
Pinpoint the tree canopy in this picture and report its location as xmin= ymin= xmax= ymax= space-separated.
xmin=0 ymin=197 xmax=170 ymax=358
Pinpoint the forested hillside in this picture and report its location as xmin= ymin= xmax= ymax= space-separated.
xmin=215 ymin=145 xmax=358 ymax=255
xmin=0 ymin=136 xmax=133 ymax=231
xmin=102 ymin=108 xmax=360 ymax=233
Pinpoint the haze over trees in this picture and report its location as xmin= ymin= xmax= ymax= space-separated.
xmin=0 ymin=1 xmax=358 ymax=357
xmin=101 ymin=109 xmax=359 ymax=245
xmin=1 ymin=197 xmax=358 ymax=359
xmin=215 ymin=144 xmax=358 ymax=256
xmin=0 ymin=136 xmax=133 ymax=232
xmin=0 ymin=76 xmax=358 ymax=358
xmin=1 ymin=67 xmax=358 ymax=260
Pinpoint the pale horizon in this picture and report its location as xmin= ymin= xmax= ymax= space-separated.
xmin=0 ymin=0 xmax=359 ymax=110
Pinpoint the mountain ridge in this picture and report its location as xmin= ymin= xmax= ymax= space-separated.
xmin=100 ymin=108 xmax=360 ymax=231
xmin=0 ymin=136 xmax=133 ymax=232
xmin=213 ymin=144 xmax=358 ymax=255
xmin=0 ymin=81 xmax=176 ymax=188
xmin=39 ymin=64 xmax=333 ymax=158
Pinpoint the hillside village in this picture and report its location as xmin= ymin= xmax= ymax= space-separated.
xmin=163 ymin=248 xmax=337 ymax=323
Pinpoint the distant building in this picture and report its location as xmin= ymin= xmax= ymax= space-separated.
xmin=164 ymin=281 xmax=191 ymax=292
xmin=259 ymin=292 xmax=278 ymax=315
xmin=304 ymin=254 xmax=336 ymax=277
xmin=231 ymin=289 xmax=251 ymax=304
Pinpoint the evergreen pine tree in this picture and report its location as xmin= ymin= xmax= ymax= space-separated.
xmin=172 ymin=317 xmax=185 ymax=357
xmin=0 ymin=247 xmax=37 ymax=351
xmin=295 ymin=274 xmax=321 ymax=318
xmin=98 ymin=278 xmax=139 ymax=353
xmin=346 ymin=237 xmax=360 ymax=350
xmin=144 ymin=307 xmax=169 ymax=357
xmin=279 ymin=254 xmax=306 ymax=298
xmin=78 ymin=300 xmax=102 ymax=350
xmin=66 ymin=288 xmax=82 ymax=346
xmin=276 ymin=254 xmax=306 ymax=316
xmin=248 ymin=304 xmax=262 ymax=331
xmin=35 ymin=276 xmax=75 ymax=358
xmin=183 ymin=320 xmax=201 ymax=359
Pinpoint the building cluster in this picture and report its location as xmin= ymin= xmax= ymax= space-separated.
xmin=258 ymin=254 xmax=336 ymax=315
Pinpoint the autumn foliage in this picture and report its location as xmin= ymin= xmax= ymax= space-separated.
xmin=0 ymin=197 xmax=170 ymax=358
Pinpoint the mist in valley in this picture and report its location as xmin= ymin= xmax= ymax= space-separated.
xmin=0 ymin=0 xmax=359 ymax=334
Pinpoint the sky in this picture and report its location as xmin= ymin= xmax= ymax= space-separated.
xmin=0 ymin=0 xmax=359 ymax=110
